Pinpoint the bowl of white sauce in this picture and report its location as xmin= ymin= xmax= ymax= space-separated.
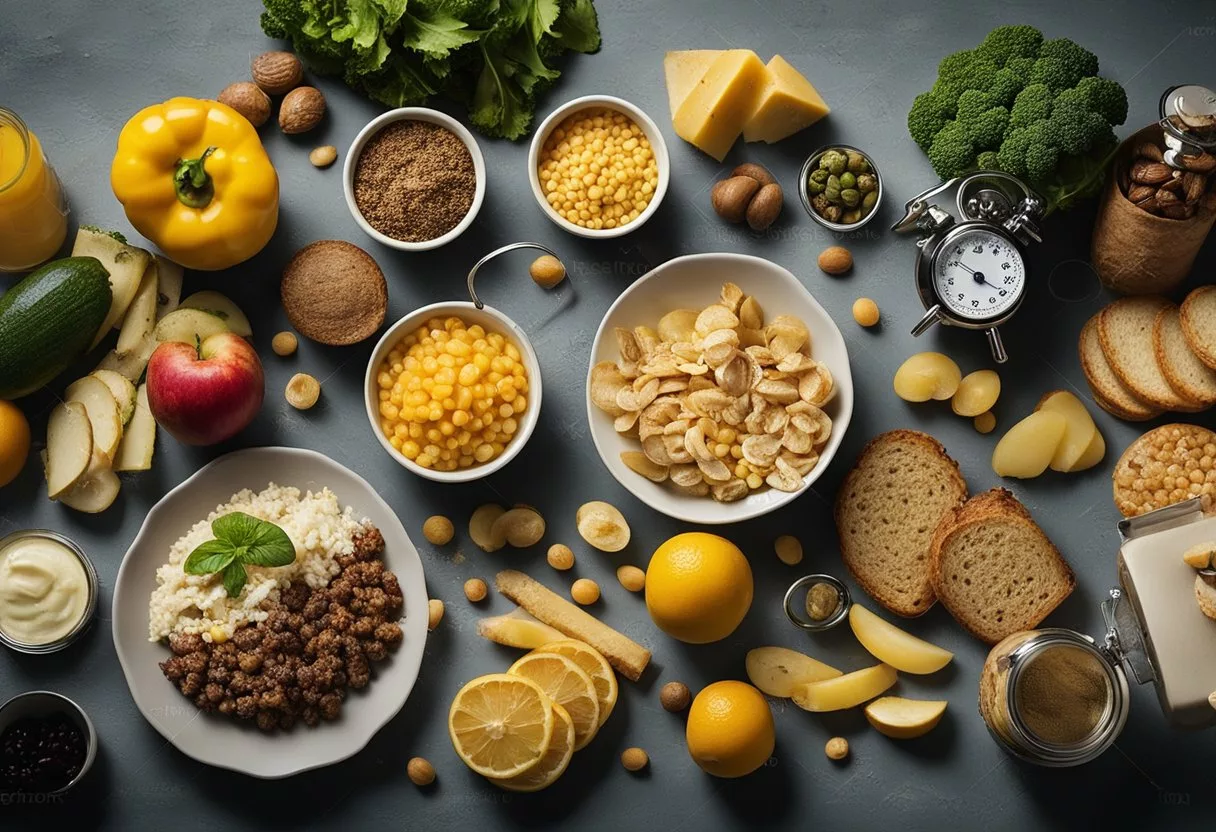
xmin=0 ymin=530 xmax=98 ymax=654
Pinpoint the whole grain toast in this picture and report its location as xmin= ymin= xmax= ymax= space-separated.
xmin=1181 ymin=285 xmax=1216 ymax=371
xmin=1098 ymin=297 xmax=1205 ymax=412
xmin=1154 ymin=305 xmax=1216 ymax=408
xmin=835 ymin=430 xmax=967 ymax=618
xmin=1079 ymin=314 xmax=1161 ymax=421
xmin=929 ymin=488 xmax=1075 ymax=644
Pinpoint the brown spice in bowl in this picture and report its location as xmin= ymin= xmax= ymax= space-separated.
xmin=281 ymin=240 xmax=387 ymax=346
xmin=353 ymin=121 xmax=476 ymax=243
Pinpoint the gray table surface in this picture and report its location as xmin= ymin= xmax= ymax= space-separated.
xmin=2 ymin=0 xmax=1215 ymax=829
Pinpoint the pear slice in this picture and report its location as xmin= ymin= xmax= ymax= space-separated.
xmin=1035 ymin=390 xmax=1100 ymax=473
xmin=64 ymin=375 xmax=123 ymax=461
xmin=116 ymin=258 xmax=159 ymax=353
xmin=1069 ymin=428 xmax=1106 ymax=473
xmin=991 ymin=410 xmax=1067 ymax=479
xmin=153 ymin=256 xmax=183 ymax=319
xmin=179 ymin=291 xmax=252 ymax=337
xmin=864 ymin=696 xmax=947 ymax=739
xmin=58 ymin=450 xmax=121 ymax=513
xmin=91 ymin=369 xmax=138 ymax=426
xmin=848 ymin=604 xmax=953 ymax=675
xmin=72 ymin=226 xmax=152 ymax=349
xmin=745 ymin=646 xmax=842 ymax=697
xmin=791 ymin=664 xmax=897 ymax=712
xmin=113 ymin=384 xmax=156 ymax=472
xmin=153 ymin=308 xmax=229 ymax=345
xmin=45 ymin=401 xmax=93 ymax=499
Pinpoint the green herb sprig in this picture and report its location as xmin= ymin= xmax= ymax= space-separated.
xmin=183 ymin=512 xmax=296 ymax=598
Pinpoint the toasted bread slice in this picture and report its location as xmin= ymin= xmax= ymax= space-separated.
xmin=1079 ymin=314 xmax=1161 ymax=421
xmin=835 ymin=430 xmax=967 ymax=617
xmin=1099 ymin=297 xmax=1206 ymax=412
xmin=1181 ymin=285 xmax=1216 ymax=371
xmin=1155 ymin=306 xmax=1216 ymax=408
xmin=929 ymin=489 xmax=1075 ymax=644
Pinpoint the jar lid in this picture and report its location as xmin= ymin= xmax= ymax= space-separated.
xmin=783 ymin=574 xmax=850 ymax=632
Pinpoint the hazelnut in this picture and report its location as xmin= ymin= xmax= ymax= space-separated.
xmin=407 ymin=756 xmax=436 ymax=786
xmin=621 ymin=747 xmax=649 ymax=772
xmin=571 ymin=578 xmax=600 ymax=606
xmin=817 ymin=245 xmax=853 ymax=275
xmin=746 ymin=183 xmax=784 ymax=231
xmin=659 ymin=681 xmax=691 ymax=712
xmin=825 ymin=737 xmax=849 ymax=761
xmin=309 ymin=145 xmax=338 ymax=168
xmin=217 ymin=82 xmax=270 ymax=127
xmin=464 ymin=578 xmax=488 ymax=603
xmin=711 ymin=176 xmax=761 ymax=223
xmin=547 ymin=543 xmax=575 ymax=571
xmin=731 ymin=162 xmax=777 ymax=187
xmin=271 ymin=331 xmax=298 ymax=356
xmin=252 ymin=51 xmax=304 ymax=95
xmin=279 ymin=86 xmax=326 ymax=135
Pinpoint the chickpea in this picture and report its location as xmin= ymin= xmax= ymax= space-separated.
xmin=620 ymin=747 xmax=649 ymax=772
xmin=272 ymin=331 xmax=298 ymax=356
xmin=616 ymin=564 xmax=646 ymax=592
xmin=422 ymin=515 xmax=455 ymax=545
xmin=852 ymin=298 xmax=880 ymax=327
xmin=974 ymin=411 xmax=997 ymax=434
xmin=571 ymin=578 xmax=600 ymax=605
xmin=464 ymin=578 xmax=488 ymax=603
xmin=529 ymin=255 xmax=567 ymax=288
xmin=547 ymin=543 xmax=575 ymax=571
xmin=825 ymin=737 xmax=849 ymax=761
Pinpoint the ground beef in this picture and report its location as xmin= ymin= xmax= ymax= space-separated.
xmin=158 ymin=528 xmax=404 ymax=733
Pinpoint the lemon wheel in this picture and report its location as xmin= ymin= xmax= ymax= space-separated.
xmin=489 ymin=703 xmax=576 ymax=792
xmin=534 ymin=639 xmax=619 ymax=726
xmin=509 ymin=652 xmax=601 ymax=750
xmin=448 ymin=673 xmax=555 ymax=779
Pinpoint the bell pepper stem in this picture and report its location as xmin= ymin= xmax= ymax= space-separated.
xmin=174 ymin=147 xmax=217 ymax=209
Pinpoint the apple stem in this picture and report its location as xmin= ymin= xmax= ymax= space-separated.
xmin=194 ymin=333 xmax=203 ymax=360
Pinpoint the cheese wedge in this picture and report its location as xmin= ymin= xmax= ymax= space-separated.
xmin=664 ymin=50 xmax=723 ymax=120
xmin=672 ymin=49 xmax=768 ymax=161
xmin=743 ymin=55 xmax=830 ymax=143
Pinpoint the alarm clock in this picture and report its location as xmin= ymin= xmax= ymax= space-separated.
xmin=892 ymin=172 xmax=1045 ymax=363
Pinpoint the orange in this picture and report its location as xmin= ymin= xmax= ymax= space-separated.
xmin=686 ymin=680 xmax=774 ymax=778
xmin=0 ymin=400 xmax=30 ymax=488
xmin=645 ymin=532 xmax=753 ymax=643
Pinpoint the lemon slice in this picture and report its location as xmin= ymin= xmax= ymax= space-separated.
xmin=490 ymin=703 xmax=576 ymax=792
xmin=535 ymin=639 xmax=619 ymax=726
xmin=448 ymin=673 xmax=555 ymax=779
xmin=509 ymin=652 xmax=601 ymax=750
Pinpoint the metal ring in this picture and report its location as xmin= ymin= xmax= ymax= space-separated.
xmin=466 ymin=242 xmax=563 ymax=309
xmin=783 ymin=573 xmax=851 ymax=632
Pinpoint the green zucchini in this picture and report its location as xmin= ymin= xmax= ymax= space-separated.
xmin=0 ymin=256 xmax=113 ymax=399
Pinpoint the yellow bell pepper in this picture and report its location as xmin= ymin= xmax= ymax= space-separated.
xmin=110 ymin=97 xmax=279 ymax=271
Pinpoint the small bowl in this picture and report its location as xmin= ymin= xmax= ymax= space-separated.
xmin=0 ymin=690 xmax=97 ymax=794
xmin=784 ymin=574 xmax=852 ymax=632
xmin=527 ymin=95 xmax=670 ymax=239
xmin=365 ymin=302 xmax=543 ymax=483
xmin=798 ymin=144 xmax=884 ymax=232
xmin=343 ymin=108 xmax=486 ymax=252
xmin=0 ymin=530 xmax=97 ymax=654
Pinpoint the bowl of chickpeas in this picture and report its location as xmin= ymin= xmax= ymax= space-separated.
xmin=365 ymin=303 xmax=542 ymax=482
xmin=528 ymin=95 xmax=669 ymax=238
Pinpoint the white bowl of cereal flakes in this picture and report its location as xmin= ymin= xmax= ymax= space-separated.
xmin=528 ymin=94 xmax=669 ymax=238
xmin=586 ymin=253 xmax=854 ymax=525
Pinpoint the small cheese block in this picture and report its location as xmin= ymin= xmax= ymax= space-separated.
xmin=743 ymin=55 xmax=830 ymax=143
xmin=663 ymin=50 xmax=722 ymax=120
xmin=672 ymin=49 xmax=768 ymax=161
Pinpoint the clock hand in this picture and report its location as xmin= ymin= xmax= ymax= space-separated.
xmin=960 ymin=261 xmax=1002 ymax=290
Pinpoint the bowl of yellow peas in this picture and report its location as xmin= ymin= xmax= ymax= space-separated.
xmin=365 ymin=303 xmax=542 ymax=482
xmin=528 ymin=95 xmax=669 ymax=238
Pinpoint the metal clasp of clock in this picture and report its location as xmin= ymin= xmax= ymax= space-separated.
xmin=892 ymin=178 xmax=960 ymax=238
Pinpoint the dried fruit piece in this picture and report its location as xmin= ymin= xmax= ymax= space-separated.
xmin=492 ymin=507 xmax=546 ymax=548
xmin=616 ymin=565 xmax=646 ymax=592
xmin=427 ymin=599 xmax=445 ymax=631
xmin=621 ymin=450 xmax=668 ymax=481
xmin=951 ymin=369 xmax=1001 ymax=417
xmin=547 ymin=544 xmax=575 ymax=571
xmin=765 ymin=456 xmax=803 ymax=492
xmin=285 ymin=373 xmax=321 ymax=410
xmin=590 ymin=361 xmax=628 ymax=417
xmin=711 ymin=478 xmax=748 ymax=502
xmin=893 ymin=352 xmax=961 ymax=402
xmin=694 ymin=304 xmax=739 ymax=335
xmin=308 ymin=145 xmax=338 ymax=168
xmin=576 ymin=501 xmax=631 ymax=552
xmin=658 ymin=309 xmax=699 ymax=343
xmin=470 ymin=504 xmax=508 ymax=552
xmin=271 ymin=331 xmax=298 ymax=356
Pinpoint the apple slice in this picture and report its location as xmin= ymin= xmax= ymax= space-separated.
xmin=91 ymin=369 xmax=138 ymax=425
xmin=154 ymin=256 xmax=183 ymax=319
xmin=791 ymin=664 xmax=898 ymax=712
xmin=476 ymin=608 xmax=567 ymax=649
xmin=178 ymin=291 xmax=252 ymax=338
xmin=116 ymin=257 xmax=159 ymax=353
xmin=113 ymin=384 xmax=156 ymax=472
xmin=991 ymin=410 xmax=1067 ymax=479
xmin=64 ymin=376 xmax=123 ymax=461
xmin=1036 ymin=391 xmax=1099 ymax=473
xmin=72 ymin=227 xmax=152 ymax=349
xmin=94 ymin=338 xmax=158 ymax=383
xmin=848 ymin=604 xmax=953 ymax=675
xmin=864 ymin=696 xmax=947 ymax=739
xmin=154 ymin=308 xmax=229 ymax=345
xmin=45 ymin=401 xmax=93 ymax=499
xmin=745 ymin=646 xmax=842 ymax=697
xmin=1070 ymin=428 xmax=1106 ymax=473
xmin=58 ymin=451 xmax=121 ymax=513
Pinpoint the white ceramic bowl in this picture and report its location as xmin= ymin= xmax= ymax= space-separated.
xmin=0 ymin=690 xmax=97 ymax=794
xmin=343 ymin=108 xmax=486 ymax=252
xmin=111 ymin=447 xmax=429 ymax=779
xmin=527 ymin=95 xmax=669 ymax=239
xmin=586 ymin=253 xmax=854 ymax=525
xmin=365 ymin=302 xmax=543 ymax=483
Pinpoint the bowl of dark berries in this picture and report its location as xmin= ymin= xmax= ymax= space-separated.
xmin=0 ymin=691 xmax=96 ymax=795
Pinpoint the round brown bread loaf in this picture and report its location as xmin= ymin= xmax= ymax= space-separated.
xmin=281 ymin=241 xmax=387 ymax=346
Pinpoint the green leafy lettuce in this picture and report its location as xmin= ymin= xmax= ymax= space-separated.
xmin=260 ymin=0 xmax=602 ymax=140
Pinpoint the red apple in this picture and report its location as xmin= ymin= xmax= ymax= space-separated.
xmin=147 ymin=333 xmax=265 ymax=446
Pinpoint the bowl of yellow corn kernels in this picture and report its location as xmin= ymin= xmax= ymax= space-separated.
xmin=364 ymin=303 xmax=542 ymax=482
xmin=528 ymin=94 xmax=670 ymax=239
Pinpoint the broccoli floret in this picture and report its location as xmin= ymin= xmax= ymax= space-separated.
xmin=956 ymin=89 xmax=1009 ymax=150
xmin=1074 ymin=76 xmax=1128 ymax=126
xmin=1029 ymin=38 xmax=1098 ymax=91
xmin=1024 ymin=141 xmax=1060 ymax=183
xmin=988 ymin=67 xmax=1025 ymax=107
xmin=80 ymin=225 xmax=127 ymax=244
xmin=976 ymin=25 xmax=1043 ymax=67
xmin=927 ymin=121 xmax=975 ymax=180
xmin=976 ymin=150 xmax=1000 ymax=170
xmin=932 ymin=51 xmax=999 ymax=108
xmin=908 ymin=91 xmax=949 ymax=152
xmin=1009 ymin=83 xmax=1053 ymax=130
xmin=997 ymin=127 xmax=1032 ymax=177
xmin=1004 ymin=56 xmax=1036 ymax=85
xmin=1049 ymin=88 xmax=1112 ymax=154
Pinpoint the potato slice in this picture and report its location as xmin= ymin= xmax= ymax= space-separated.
xmin=791 ymin=664 xmax=898 ymax=712
xmin=745 ymin=647 xmax=842 ymax=697
xmin=848 ymin=604 xmax=953 ymax=675
xmin=470 ymin=504 xmax=508 ymax=552
xmin=477 ymin=608 xmax=567 ymax=649
xmin=153 ymin=308 xmax=230 ymax=345
xmin=893 ymin=352 xmax=961 ymax=402
xmin=45 ymin=401 xmax=93 ymax=499
xmin=1035 ymin=390 xmax=1099 ymax=473
xmin=657 ymin=309 xmax=699 ymax=343
xmin=179 ymin=290 xmax=253 ymax=338
xmin=576 ymin=501 xmax=631 ymax=552
xmin=991 ymin=410 xmax=1068 ymax=479
xmin=864 ymin=696 xmax=947 ymax=739
xmin=491 ymin=507 xmax=546 ymax=548
xmin=64 ymin=375 xmax=123 ymax=461
xmin=951 ymin=370 xmax=1000 ymax=417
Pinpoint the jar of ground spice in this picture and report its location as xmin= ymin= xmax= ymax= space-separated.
xmin=979 ymin=628 xmax=1129 ymax=767
xmin=344 ymin=109 xmax=485 ymax=251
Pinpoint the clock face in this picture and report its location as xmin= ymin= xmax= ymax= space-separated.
xmin=932 ymin=227 xmax=1025 ymax=321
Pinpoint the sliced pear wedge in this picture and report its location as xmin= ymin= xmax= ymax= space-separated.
xmin=58 ymin=449 xmax=121 ymax=513
xmin=45 ymin=402 xmax=93 ymax=499
xmin=848 ymin=604 xmax=953 ymax=675
xmin=113 ymin=384 xmax=156 ymax=472
xmin=745 ymin=646 xmax=842 ymax=697
xmin=477 ymin=608 xmax=567 ymax=649
xmin=864 ymin=696 xmax=947 ymax=739
xmin=791 ymin=664 xmax=897 ymax=712
xmin=65 ymin=375 xmax=123 ymax=461
xmin=91 ymin=369 xmax=138 ymax=425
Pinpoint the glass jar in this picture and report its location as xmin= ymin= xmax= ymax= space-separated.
xmin=0 ymin=108 xmax=69 ymax=272
xmin=979 ymin=628 xmax=1129 ymax=767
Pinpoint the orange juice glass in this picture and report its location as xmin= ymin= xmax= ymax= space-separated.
xmin=0 ymin=108 xmax=69 ymax=272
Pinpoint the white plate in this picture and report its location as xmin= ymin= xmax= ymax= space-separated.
xmin=111 ymin=447 xmax=428 ymax=779
xmin=586 ymin=253 xmax=854 ymax=525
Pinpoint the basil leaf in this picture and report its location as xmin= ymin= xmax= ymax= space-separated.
xmin=221 ymin=561 xmax=248 ymax=598
xmin=183 ymin=540 xmax=237 ymax=575
xmin=211 ymin=511 xmax=266 ymax=548
xmin=241 ymin=521 xmax=296 ymax=568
